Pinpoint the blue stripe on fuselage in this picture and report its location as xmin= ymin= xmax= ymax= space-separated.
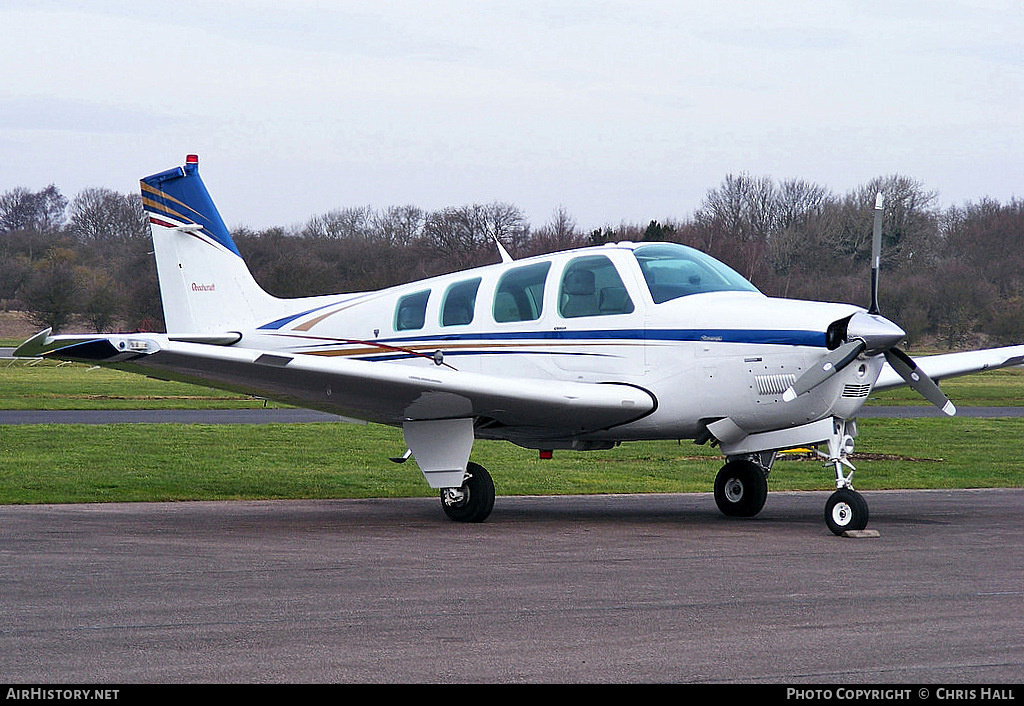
xmin=258 ymin=302 xmax=343 ymax=330
xmin=281 ymin=328 xmax=827 ymax=361
xmin=373 ymin=328 xmax=827 ymax=348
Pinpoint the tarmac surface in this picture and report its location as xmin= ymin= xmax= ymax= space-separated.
xmin=1 ymin=489 xmax=1022 ymax=683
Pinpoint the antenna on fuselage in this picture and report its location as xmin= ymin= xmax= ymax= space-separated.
xmin=494 ymin=236 xmax=514 ymax=263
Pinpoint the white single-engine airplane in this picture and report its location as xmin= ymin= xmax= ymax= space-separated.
xmin=16 ymin=156 xmax=1024 ymax=533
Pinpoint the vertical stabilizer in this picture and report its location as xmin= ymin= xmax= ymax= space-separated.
xmin=140 ymin=155 xmax=277 ymax=334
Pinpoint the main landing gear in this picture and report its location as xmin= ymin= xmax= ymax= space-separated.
xmin=713 ymin=457 xmax=769 ymax=518
xmin=440 ymin=462 xmax=495 ymax=523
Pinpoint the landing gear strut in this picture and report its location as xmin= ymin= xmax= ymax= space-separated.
xmin=440 ymin=462 xmax=495 ymax=523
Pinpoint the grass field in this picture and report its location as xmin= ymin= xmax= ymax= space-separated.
xmin=2 ymin=357 xmax=1023 ymax=504
xmin=0 ymin=358 xmax=278 ymax=409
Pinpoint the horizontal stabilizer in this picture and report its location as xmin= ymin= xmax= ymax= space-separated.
xmin=14 ymin=329 xmax=135 ymax=360
xmin=14 ymin=329 xmax=241 ymax=358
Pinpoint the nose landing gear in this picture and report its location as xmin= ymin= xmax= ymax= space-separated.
xmin=818 ymin=419 xmax=869 ymax=535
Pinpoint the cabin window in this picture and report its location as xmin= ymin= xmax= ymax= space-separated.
xmin=441 ymin=278 xmax=481 ymax=327
xmin=633 ymin=243 xmax=759 ymax=303
xmin=493 ymin=262 xmax=551 ymax=323
xmin=558 ymin=255 xmax=635 ymax=318
xmin=394 ymin=290 xmax=430 ymax=331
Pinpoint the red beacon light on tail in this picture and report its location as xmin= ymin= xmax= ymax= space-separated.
xmin=183 ymin=154 xmax=200 ymax=175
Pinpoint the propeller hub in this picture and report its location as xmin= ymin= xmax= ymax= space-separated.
xmin=845 ymin=311 xmax=905 ymax=354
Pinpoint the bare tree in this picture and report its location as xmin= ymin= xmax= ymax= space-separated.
xmin=694 ymin=173 xmax=780 ymax=245
xmin=371 ymin=205 xmax=424 ymax=246
xmin=0 ymin=185 xmax=67 ymax=234
xmin=521 ymin=206 xmax=586 ymax=257
xmin=422 ymin=202 xmax=528 ymax=266
xmin=942 ymin=198 xmax=1024 ymax=296
xmin=67 ymin=188 xmax=148 ymax=243
xmin=303 ymin=206 xmax=374 ymax=240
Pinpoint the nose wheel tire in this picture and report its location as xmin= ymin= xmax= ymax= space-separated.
xmin=440 ymin=462 xmax=495 ymax=523
xmin=714 ymin=460 xmax=768 ymax=518
xmin=824 ymin=488 xmax=869 ymax=535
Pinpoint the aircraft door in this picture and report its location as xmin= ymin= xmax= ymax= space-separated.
xmin=551 ymin=254 xmax=642 ymax=378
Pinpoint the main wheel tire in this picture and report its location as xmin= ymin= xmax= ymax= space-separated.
xmin=440 ymin=462 xmax=495 ymax=523
xmin=713 ymin=460 xmax=768 ymax=518
xmin=824 ymin=488 xmax=869 ymax=535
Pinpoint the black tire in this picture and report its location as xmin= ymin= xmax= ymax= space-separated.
xmin=713 ymin=460 xmax=768 ymax=518
xmin=824 ymin=488 xmax=869 ymax=535
xmin=440 ymin=462 xmax=495 ymax=523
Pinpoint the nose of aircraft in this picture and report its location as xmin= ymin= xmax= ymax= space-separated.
xmin=844 ymin=311 xmax=906 ymax=354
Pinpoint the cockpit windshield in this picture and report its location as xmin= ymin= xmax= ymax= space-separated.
xmin=632 ymin=243 xmax=760 ymax=304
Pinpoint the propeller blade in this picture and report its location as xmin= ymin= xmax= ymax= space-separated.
xmin=868 ymin=192 xmax=883 ymax=315
xmin=783 ymin=340 xmax=866 ymax=402
xmin=883 ymin=347 xmax=956 ymax=416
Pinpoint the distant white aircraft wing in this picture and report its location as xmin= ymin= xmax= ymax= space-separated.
xmin=873 ymin=345 xmax=1024 ymax=392
xmin=15 ymin=330 xmax=656 ymax=439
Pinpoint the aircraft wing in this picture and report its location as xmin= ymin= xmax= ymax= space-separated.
xmin=15 ymin=329 xmax=655 ymax=439
xmin=873 ymin=344 xmax=1024 ymax=392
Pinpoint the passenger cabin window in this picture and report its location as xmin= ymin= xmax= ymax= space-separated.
xmin=493 ymin=262 xmax=551 ymax=323
xmin=633 ymin=243 xmax=759 ymax=304
xmin=394 ymin=290 xmax=430 ymax=331
xmin=558 ymin=255 xmax=635 ymax=318
xmin=441 ymin=278 xmax=481 ymax=327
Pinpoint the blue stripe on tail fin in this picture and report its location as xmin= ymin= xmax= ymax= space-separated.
xmin=139 ymin=155 xmax=240 ymax=257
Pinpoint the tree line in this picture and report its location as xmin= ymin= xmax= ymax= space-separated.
xmin=2 ymin=174 xmax=1022 ymax=349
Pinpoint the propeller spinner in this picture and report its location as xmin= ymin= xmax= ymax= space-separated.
xmin=782 ymin=193 xmax=956 ymax=416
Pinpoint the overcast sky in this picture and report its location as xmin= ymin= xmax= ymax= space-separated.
xmin=1 ymin=0 xmax=1021 ymax=233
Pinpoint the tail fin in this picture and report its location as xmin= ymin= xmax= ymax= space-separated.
xmin=140 ymin=155 xmax=277 ymax=334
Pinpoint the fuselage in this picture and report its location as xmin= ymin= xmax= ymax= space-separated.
xmin=234 ymin=241 xmax=881 ymax=445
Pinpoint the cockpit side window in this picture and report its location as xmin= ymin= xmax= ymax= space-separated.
xmin=558 ymin=255 xmax=635 ymax=318
xmin=633 ymin=243 xmax=759 ymax=303
xmin=493 ymin=262 xmax=551 ymax=323
xmin=441 ymin=278 xmax=481 ymax=327
xmin=395 ymin=290 xmax=430 ymax=331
